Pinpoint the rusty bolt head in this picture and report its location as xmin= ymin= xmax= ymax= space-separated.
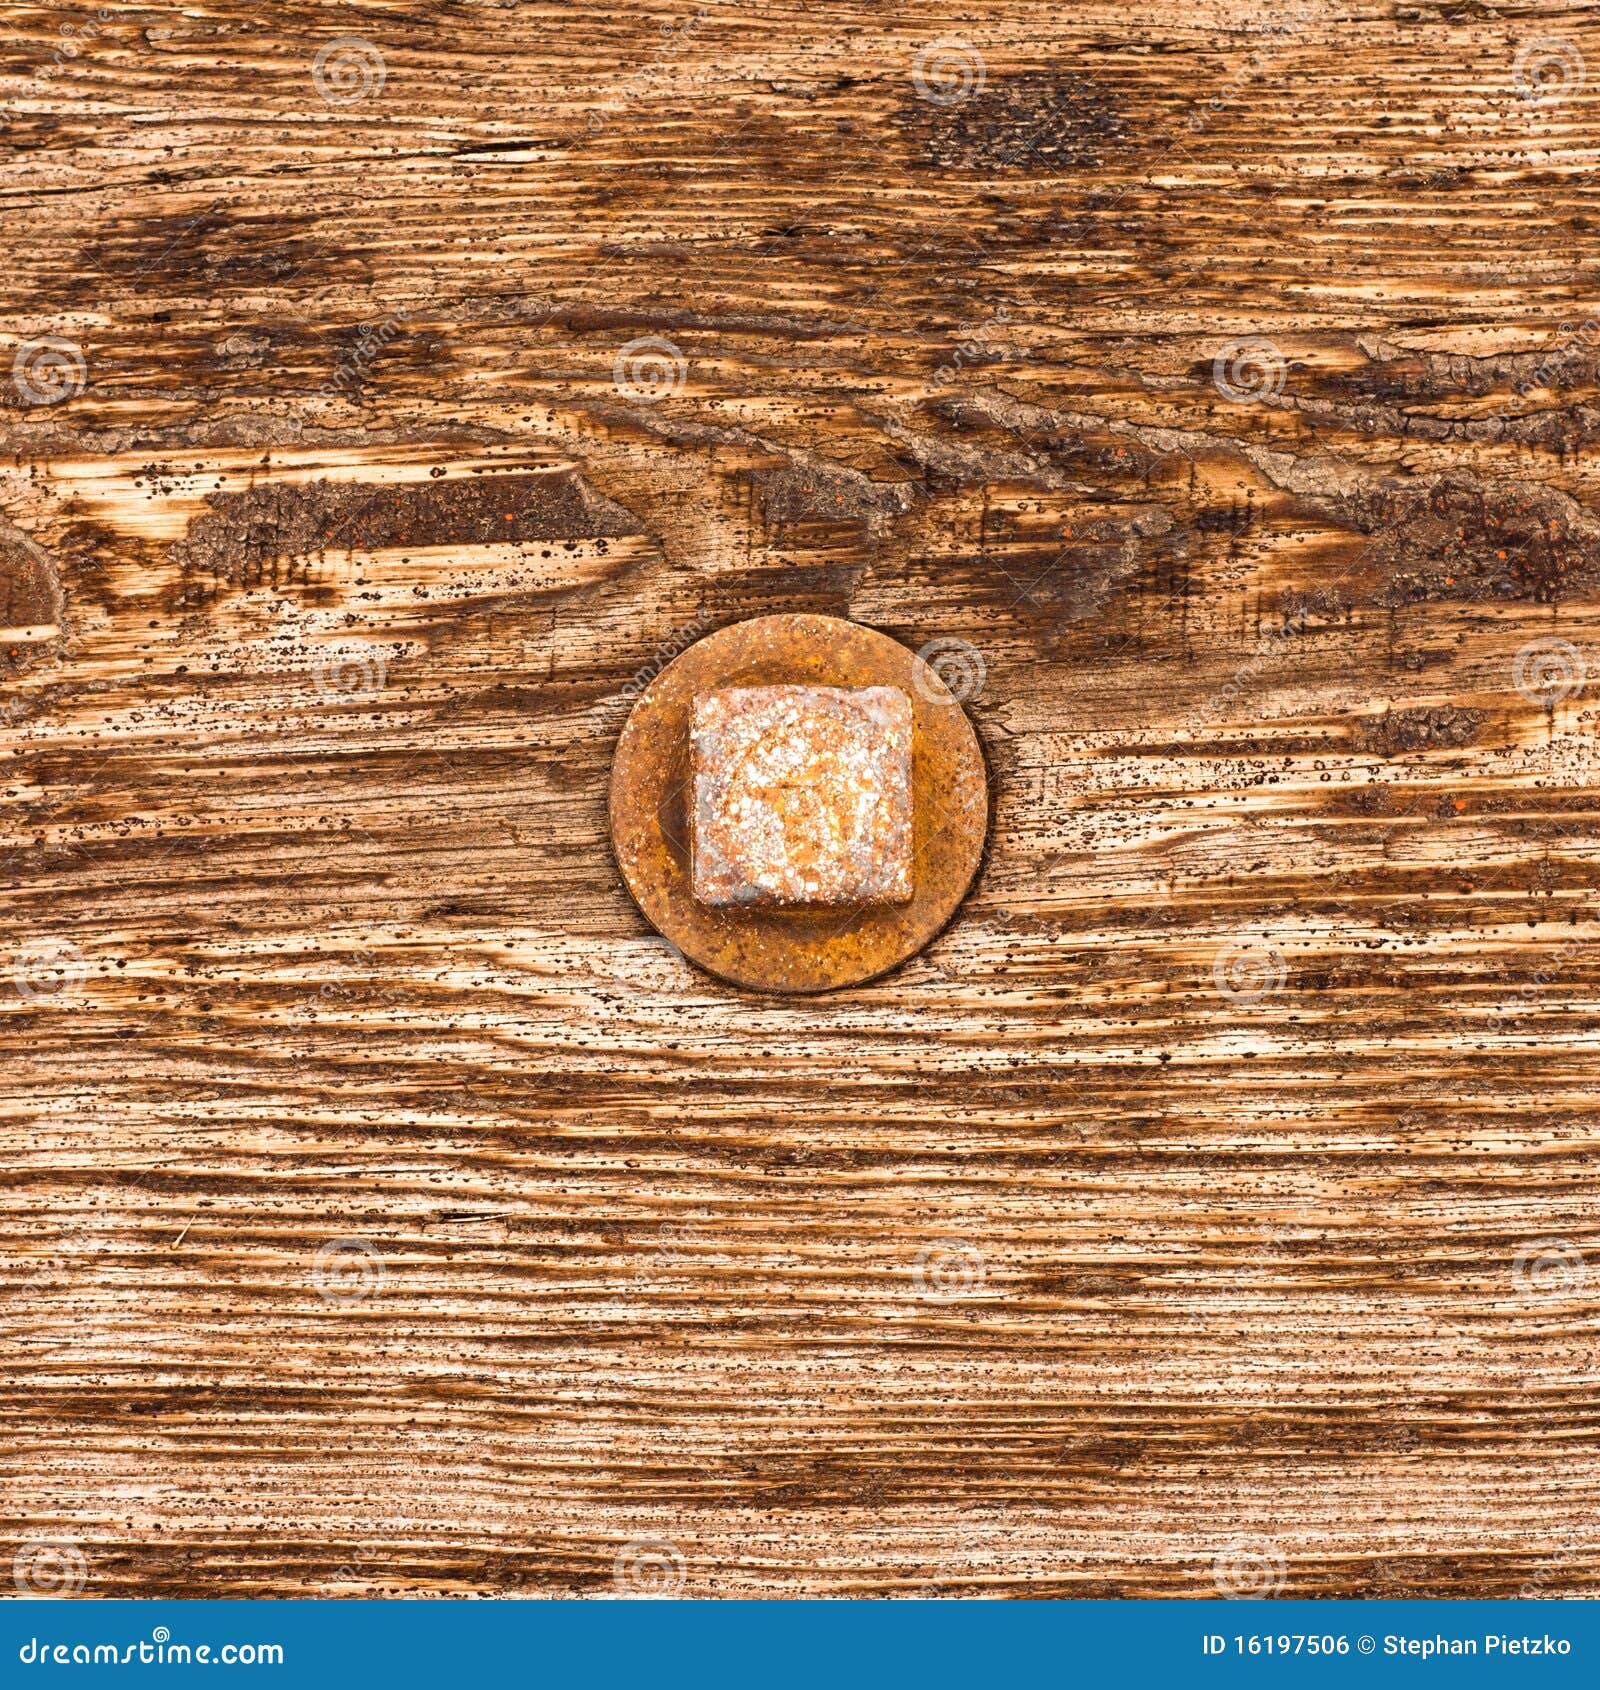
xmin=609 ymin=614 xmax=988 ymax=993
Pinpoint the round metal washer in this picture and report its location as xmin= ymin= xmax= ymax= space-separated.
xmin=609 ymin=614 xmax=988 ymax=993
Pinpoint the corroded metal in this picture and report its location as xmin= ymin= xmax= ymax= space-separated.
xmin=610 ymin=614 xmax=988 ymax=993
xmin=690 ymin=684 xmax=914 ymax=908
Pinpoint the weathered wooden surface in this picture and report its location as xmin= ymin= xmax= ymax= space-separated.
xmin=3 ymin=0 xmax=1599 ymax=1599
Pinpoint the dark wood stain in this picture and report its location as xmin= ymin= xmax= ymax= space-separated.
xmin=171 ymin=471 xmax=644 ymax=583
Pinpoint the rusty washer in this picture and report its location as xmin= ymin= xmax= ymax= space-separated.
xmin=609 ymin=614 xmax=988 ymax=993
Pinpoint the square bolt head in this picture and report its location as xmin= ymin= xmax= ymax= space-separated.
xmin=691 ymin=685 xmax=913 ymax=907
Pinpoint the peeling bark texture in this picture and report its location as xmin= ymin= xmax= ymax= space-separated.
xmin=3 ymin=0 xmax=1600 ymax=1600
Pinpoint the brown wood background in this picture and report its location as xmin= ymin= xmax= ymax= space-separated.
xmin=3 ymin=0 xmax=1599 ymax=1600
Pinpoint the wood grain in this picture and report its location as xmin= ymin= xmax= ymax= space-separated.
xmin=3 ymin=0 xmax=1599 ymax=1599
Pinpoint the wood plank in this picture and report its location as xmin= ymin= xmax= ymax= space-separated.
xmin=2 ymin=0 xmax=1599 ymax=1598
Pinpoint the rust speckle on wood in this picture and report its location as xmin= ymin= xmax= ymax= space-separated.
xmin=0 ymin=522 xmax=63 ymax=677
xmin=896 ymin=72 xmax=1129 ymax=174
xmin=1359 ymin=704 xmax=1485 ymax=758
xmin=171 ymin=470 xmax=644 ymax=585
